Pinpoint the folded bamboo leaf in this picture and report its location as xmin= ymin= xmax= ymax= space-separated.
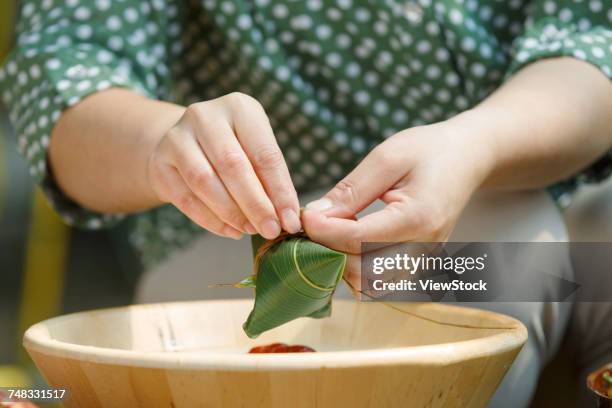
xmin=243 ymin=234 xmax=346 ymax=338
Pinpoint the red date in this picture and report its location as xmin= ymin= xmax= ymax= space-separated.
xmin=248 ymin=343 xmax=315 ymax=353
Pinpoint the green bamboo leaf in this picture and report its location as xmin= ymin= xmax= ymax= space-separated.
xmin=243 ymin=235 xmax=346 ymax=338
xmin=235 ymin=275 xmax=257 ymax=288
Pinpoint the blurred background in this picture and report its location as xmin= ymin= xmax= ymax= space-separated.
xmin=0 ymin=1 xmax=140 ymax=400
xmin=1 ymin=1 xmax=611 ymax=406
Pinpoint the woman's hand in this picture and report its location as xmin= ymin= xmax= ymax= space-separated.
xmin=303 ymin=115 xmax=492 ymax=251
xmin=303 ymin=58 xmax=612 ymax=292
xmin=147 ymin=92 xmax=301 ymax=240
xmin=304 ymin=58 xmax=610 ymax=257
xmin=302 ymin=114 xmax=493 ymax=288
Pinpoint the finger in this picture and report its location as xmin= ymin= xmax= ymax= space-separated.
xmin=343 ymin=254 xmax=362 ymax=297
xmin=305 ymin=144 xmax=405 ymax=218
xmin=168 ymin=128 xmax=256 ymax=234
xmin=156 ymin=163 xmax=243 ymax=239
xmin=230 ymin=96 xmax=301 ymax=233
xmin=302 ymin=200 xmax=420 ymax=254
xmin=194 ymin=117 xmax=281 ymax=239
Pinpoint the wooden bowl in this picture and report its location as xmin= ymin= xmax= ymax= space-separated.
xmin=24 ymin=300 xmax=526 ymax=408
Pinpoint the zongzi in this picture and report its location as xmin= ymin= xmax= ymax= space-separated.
xmin=241 ymin=234 xmax=347 ymax=338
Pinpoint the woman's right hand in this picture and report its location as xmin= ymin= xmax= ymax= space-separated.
xmin=146 ymin=92 xmax=301 ymax=240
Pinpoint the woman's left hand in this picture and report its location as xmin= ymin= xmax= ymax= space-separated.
xmin=302 ymin=113 xmax=493 ymax=289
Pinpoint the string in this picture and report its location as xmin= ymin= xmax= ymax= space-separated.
xmin=253 ymin=231 xmax=306 ymax=277
xmin=292 ymin=238 xmax=336 ymax=291
xmin=342 ymin=277 xmax=517 ymax=331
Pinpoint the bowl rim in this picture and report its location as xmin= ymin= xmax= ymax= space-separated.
xmin=23 ymin=299 xmax=528 ymax=371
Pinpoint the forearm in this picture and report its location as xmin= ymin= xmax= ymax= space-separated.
xmin=453 ymin=57 xmax=612 ymax=190
xmin=49 ymin=89 xmax=185 ymax=213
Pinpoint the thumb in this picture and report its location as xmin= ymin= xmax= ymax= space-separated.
xmin=305 ymin=147 xmax=403 ymax=218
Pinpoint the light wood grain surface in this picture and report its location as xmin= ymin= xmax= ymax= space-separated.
xmin=24 ymin=300 xmax=527 ymax=408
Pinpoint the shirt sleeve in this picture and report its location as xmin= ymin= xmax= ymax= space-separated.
xmin=506 ymin=0 xmax=612 ymax=204
xmin=0 ymin=0 xmax=173 ymax=229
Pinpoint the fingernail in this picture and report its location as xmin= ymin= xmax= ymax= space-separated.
xmin=306 ymin=198 xmax=333 ymax=212
xmin=260 ymin=218 xmax=281 ymax=239
xmin=243 ymin=222 xmax=257 ymax=235
xmin=281 ymin=208 xmax=301 ymax=234
xmin=222 ymin=225 xmax=243 ymax=240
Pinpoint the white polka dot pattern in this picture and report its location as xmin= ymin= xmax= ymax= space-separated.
xmin=0 ymin=0 xmax=610 ymax=266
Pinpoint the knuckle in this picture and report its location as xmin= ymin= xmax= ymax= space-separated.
xmin=199 ymin=214 xmax=223 ymax=232
xmin=331 ymin=179 xmax=359 ymax=206
xmin=184 ymin=103 xmax=221 ymax=132
xmin=184 ymin=103 xmax=204 ymax=118
xmin=375 ymin=147 xmax=401 ymax=168
xmin=185 ymin=166 xmax=213 ymax=187
xmin=222 ymin=210 xmax=247 ymax=228
xmin=146 ymin=156 xmax=168 ymax=191
xmin=243 ymin=199 xmax=271 ymax=220
xmin=164 ymin=126 xmax=183 ymax=143
xmin=225 ymin=92 xmax=263 ymax=111
xmin=371 ymin=142 xmax=403 ymax=167
xmin=217 ymin=149 xmax=247 ymax=173
xmin=176 ymin=192 xmax=195 ymax=210
xmin=162 ymin=129 xmax=191 ymax=154
xmin=253 ymin=144 xmax=284 ymax=171
xmin=277 ymin=196 xmax=298 ymax=213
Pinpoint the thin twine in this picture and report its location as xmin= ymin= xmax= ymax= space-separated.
xmin=253 ymin=231 xmax=306 ymax=277
xmin=342 ymin=277 xmax=517 ymax=331
xmin=292 ymin=238 xmax=336 ymax=292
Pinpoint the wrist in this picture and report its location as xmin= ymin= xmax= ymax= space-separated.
xmin=443 ymin=108 xmax=500 ymax=190
xmin=140 ymin=102 xmax=186 ymax=206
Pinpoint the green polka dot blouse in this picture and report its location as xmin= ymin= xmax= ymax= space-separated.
xmin=1 ymin=0 xmax=611 ymax=267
